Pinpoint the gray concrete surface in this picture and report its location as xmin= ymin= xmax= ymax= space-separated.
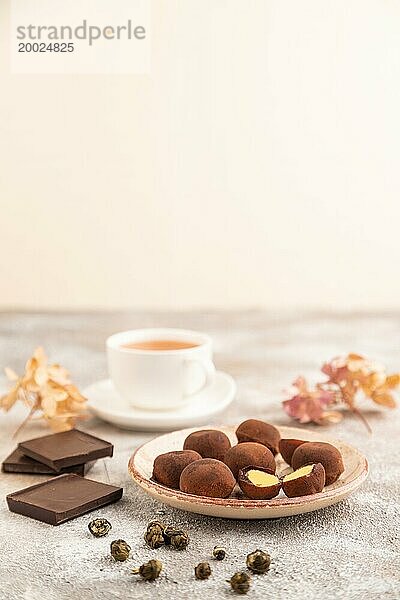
xmin=0 ymin=310 xmax=399 ymax=599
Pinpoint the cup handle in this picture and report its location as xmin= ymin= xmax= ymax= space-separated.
xmin=183 ymin=358 xmax=216 ymax=396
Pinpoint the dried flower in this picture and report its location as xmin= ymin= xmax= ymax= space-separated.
xmin=194 ymin=562 xmax=212 ymax=580
xmin=163 ymin=526 xmax=189 ymax=550
xmin=227 ymin=572 xmax=251 ymax=594
xmin=283 ymin=377 xmax=341 ymax=425
xmin=283 ymin=354 xmax=399 ymax=432
xmin=322 ymin=353 xmax=399 ymax=412
xmin=144 ymin=521 xmax=165 ymax=549
xmin=0 ymin=347 xmax=88 ymax=433
xmin=246 ymin=549 xmax=270 ymax=574
xmin=132 ymin=559 xmax=162 ymax=581
xmin=110 ymin=539 xmax=131 ymax=561
xmin=88 ymin=518 xmax=112 ymax=538
xmin=212 ymin=545 xmax=226 ymax=560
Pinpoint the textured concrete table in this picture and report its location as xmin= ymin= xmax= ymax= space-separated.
xmin=0 ymin=311 xmax=399 ymax=600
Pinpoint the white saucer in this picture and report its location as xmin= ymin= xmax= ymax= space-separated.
xmin=83 ymin=371 xmax=236 ymax=431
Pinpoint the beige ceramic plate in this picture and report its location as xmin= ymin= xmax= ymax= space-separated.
xmin=128 ymin=425 xmax=368 ymax=519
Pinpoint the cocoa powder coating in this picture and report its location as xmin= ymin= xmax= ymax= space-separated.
xmin=292 ymin=442 xmax=344 ymax=486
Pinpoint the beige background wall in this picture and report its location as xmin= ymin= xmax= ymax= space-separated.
xmin=1 ymin=1 xmax=400 ymax=310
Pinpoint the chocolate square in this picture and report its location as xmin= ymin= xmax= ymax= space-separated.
xmin=18 ymin=429 xmax=113 ymax=472
xmin=6 ymin=473 xmax=123 ymax=525
xmin=2 ymin=448 xmax=94 ymax=476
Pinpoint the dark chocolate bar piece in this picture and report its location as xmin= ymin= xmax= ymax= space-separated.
xmin=2 ymin=448 xmax=94 ymax=476
xmin=6 ymin=473 xmax=123 ymax=525
xmin=18 ymin=429 xmax=113 ymax=472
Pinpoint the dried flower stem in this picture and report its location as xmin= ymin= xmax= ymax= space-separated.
xmin=12 ymin=401 xmax=38 ymax=438
xmin=339 ymin=386 xmax=372 ymax=434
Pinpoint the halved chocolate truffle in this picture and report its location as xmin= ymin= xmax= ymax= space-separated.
xmin=238 ymin=466 xmax=281 ymax=499
xmin=179 ymin=458 xmax=236 ymax=498
xmin=282 ymin=463 xmax=325 ymax=497
xmin=236 ymin=419 xmax=281 ymax=454
xmin=291 ymin=442 xmax=344 ymax=486
xmin=224 ymin=442 xmax=276 ymax=479
xmin=183 ymin=429 xmax=231 ymax=461
xmin=152 ymin=450 xmax=202 ymax=489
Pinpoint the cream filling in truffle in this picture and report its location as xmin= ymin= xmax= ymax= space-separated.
xmin=246 ymin=470 xmax=279 ymax=487
xmin=283 ymin=464 xmax=314 ymax=482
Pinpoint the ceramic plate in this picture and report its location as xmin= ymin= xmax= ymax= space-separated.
xmin=84 ymin=372 xmax=236 ymax=431
xmin=128 ymin=425 xmax=368 ymax=519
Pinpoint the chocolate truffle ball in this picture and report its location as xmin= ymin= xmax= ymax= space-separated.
xmin=291 ymin=442 xmax=344 ymax=486
xmin=236 ymin=419 xmax=281 ymax=454
xmin=179 ymin=458 xmax=236 ymax=498
xmin=183 ymin=429 xmax=231 ymax=461
xmin=152 ymin=450 xmax=202 ymax=489
xmin=224 ymin=442 xmax=276 ymax=479
xmin=279 ymin=439 xmax=305 ymax=465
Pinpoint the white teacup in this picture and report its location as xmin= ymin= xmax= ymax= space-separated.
xmin=106 ymin=328 xmax=216 ymax=410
